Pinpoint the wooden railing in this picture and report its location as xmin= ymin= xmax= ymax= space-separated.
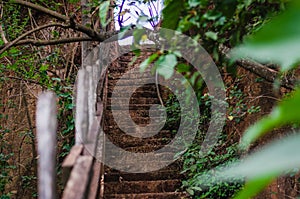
xmin=36 ymin=45 xmax=109 ymax=199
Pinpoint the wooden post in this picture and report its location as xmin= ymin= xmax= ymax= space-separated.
xmin=75 ymin=69 xmax=89 ymax=144
xmin=36 ymin=92 xmax=57 ymax=199
xmin=86 ymin=65 xmax=96 ymax=136
xmin=81 ymin=0 xmax=92 ymax=67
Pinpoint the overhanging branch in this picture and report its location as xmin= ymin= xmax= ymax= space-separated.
xmin=11 ymin=0 xmax=68 ymax=21
xmin=219 ymin=45 xmax=296 ymax=90
xmin=1 ymin=0 xmax=128 ymax=54
xmin=10 ymin=0 xmax=118 ymax=41
xmin=11 ymin=37 xmax=93 ymax=47
xmin=0 ymin=23 xmax=68 ymax=54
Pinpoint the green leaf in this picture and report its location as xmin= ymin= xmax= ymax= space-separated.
xmin=205 ymin=31 xmax=218 ymax=41
xmin=132 ymin=29 xmax=146 ymax=48
xmin=199 ymin=132 xmax=300 ymax=198
xmin=39 ymin=65 xmax=48 ymax=72
xmin=9 ymin=47 xmax=20 ymax=56
xmin=186 ymin=188 xmax=194 ymax=195
xmin=234 ymin=176 xmax=274 ymax=199
xmin=155 ymin=54 xmax=177 ymax=79
xmin=139 ymin=53 xmax=158 ymax=72
xmin=69 ymin=0 xmax=80 ymax=3
xmin=51 ymin=77 xmax=61 ymax=82
xmin=172 ymin=50 xmax=182 ymax=57
xmin=240 ymin=88 xmax=300 ymax=149
xmin=178 ymin=15 xmax=194 ymax=32
xmin=176 ymin=63 xmax=191 ymax=73
xmin=99 ymin=1 xmax=110 ymax=27
xmin=188 ymin=0 xmax=201 ymax=7
xmin=162 ymin=0 xmax=184 ymax=30
xmin=231 ymin=0 xmax=300 ymax=71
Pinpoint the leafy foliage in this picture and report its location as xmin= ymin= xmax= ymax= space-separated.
xmin=161 ymin=0 xmax=184 ymax=30
xmin=182 ymin=92 xmax=245 ymax=198
xmin=189 ymin=0 xmax=300 ymax=198
xmin=231 ymin=0 xmax=300 ymax=71
xmin=182 ymin=140 xmax=243 ymax=198
xmin=156 ymin=0 xmax=300 ymax=198
xmin=163 ymin=0 xmax=286 ymax=62
xmin=0 ymin=3 xmax=77 ymax=196
xmin=99 ymin=1 xmax=111 ymax=27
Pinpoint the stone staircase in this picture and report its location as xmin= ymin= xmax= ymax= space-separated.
xmin=103 ymin=53 xmax=189 ymax=199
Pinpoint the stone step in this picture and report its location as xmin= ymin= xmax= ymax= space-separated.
xmin=104 ymin=128 xmax=169 ymax=139
xmin=104 ymin=179 xmax=181 ymax=194
xmin=105 ymin=137 xmax=171 ymax=148
xmin=107 ymin=90 xmax=159 ymax=98
xmin=108 ymin=84 xmax=158 ymax=93
xmin=122 ymin=145 xmax=182 ymax=153
xmin=108 ymin=70 xmax=154 ymax=80
xmin=108 ymin=72 xmax=154 ymax=80
xmin=105 ymin=109 xmax=153 ymax=117
xmin=104 ymin=124 xmax=170 ymax=131
xmin=103 ymin=129 xmax=175 ymax=146
xmin=105 ymin=161 xmax=182 ymax=174
xmin=103 ymin=192 xmax=190 ymax=199
xmin=106 ymin=105 xmax=164 ymax=111
xmin=104 ymin=170 xmax=184 ymax=182
xmin=104 ymin=142 xmax=180 ymax=153
xmin=103 ymin=53 xmax=187 ymax=199
xmin=108 ymin=78 xmax=156 ymax=87
xmin=103 ymin=158 xmax=182 ymax=173
xmin=107 ymin=98 xmax=160 ymax=106
xmin=104 ymin=116 xmax=164 ymax=126
xmin=104 ymin=142 xmax=177 ymax=153
xmin=108 ymin=65 xmax=153 ymax=74
xmin=104 ymin=129 xmax=176 ymax=141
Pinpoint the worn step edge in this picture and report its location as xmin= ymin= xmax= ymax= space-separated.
xmin=104 ymin=179 xmax=181 ymax=194
xmin=104 ymin=170 xmax=184 ymax=182
xmin=105 ymin=161 xmax=183 ymax=173
xmin=103 ymin=191 xmax=190 ymax=199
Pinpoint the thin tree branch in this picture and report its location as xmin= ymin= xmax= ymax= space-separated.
xmin=0 ymin=0 xmax=134 ymax=54
xmin=11 ymin=0 xmax=68 ymax=21
xmin=0 ymin=75 xmax=42 ymax=86
xmin=219 ymin=44 xmax=296 ymax=90
xmin=0 ymin=23 xmax=8 ymax=44
xmin=0 ymin=22 xmax=122 ymax=53
xmin=0 ymin=4 xmax=8 ymax=44
xmin=10 ymin=0 xmax=116 ymax=40
xmin=0 ymin=23 xmax=68 ymax=54
xmin=12 ymin=37 xmax=93 ymax=47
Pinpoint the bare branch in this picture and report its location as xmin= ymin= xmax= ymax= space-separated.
xmin=219 ymin=44 xmax=296 ymax=90
xmin=0 ymin=21 xmax=122 ymax=53
xmin=0 ymin=23 xmax=8 ymax=44
xmin=10 ymin=0 xmax=114 ymax=40
xmin=12 ymin=0 xmax=68 ymax=21
xmin=0 ymin=23 xmax=68 ymax=54
xmin=12 ymin=37 xmax=93 ymax=47
xmin=0 ymin=0 xmax=133 ymax=53
xmin=0 ymin=4 xmax=8 ymax=43
xmin=0 ymin=75 xmax=43 ymax=86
